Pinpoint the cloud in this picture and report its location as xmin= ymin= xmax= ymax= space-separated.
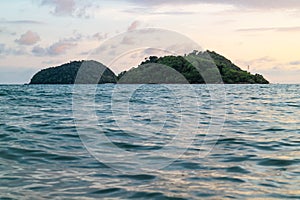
xmin=127 ymin=0 xmax=206 ymax=6
xmin=121 ymin=36 xmax=135 ymax=45
xmin=11 ymin=48 xmax=28 ymax=56
xmin=289 ymin=61 xmax=300 ymax=65
xmin=0 ymin=19 xmax=44 ymax=24
xmin=153 ymin=11 xmax=195 ymax=15
xmin=237 ymin=26 xmax=300 ymax=32
xmin=15 ymin=31 xmax=41 ymax=45
xmin=0 ymin=43 xmax=28 ymax=56
xmin=42 ymin=0 xmax=75 ymax=15
xmin=48 ymin=40 xmax=76 ymax=55
xmin=31 ymin=32 xmax=82 ymax=57
xmin=0 ymin=43 xmax=6 ymax=55
xmin=63 ymin=31 xmax=83 ymax=42
xmin=123 ymin=7 xmax=197 ymax=15
xmin=92 ymin=32 xmax=108 ymax=41
xmin=125 ymin=0 xmax=300 ymax=10
xmin=41 ymin=0 xmax=93 ymax=17
xmin=128 ymin=20 xmax=141 ymax=31
xmin=32 ymin=39 xmax=77 ymax=56
xmin=32 ymin=46 xmax=46 ymax=56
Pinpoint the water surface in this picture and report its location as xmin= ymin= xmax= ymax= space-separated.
xmin=0 ymin=84 xmax=299 ymax=199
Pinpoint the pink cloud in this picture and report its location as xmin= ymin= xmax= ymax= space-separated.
xmin=41 ymin=0 xmax=92 ymax=17
xmin=128 ymin=20 xmax=141 ymax=31
xmin=42 ymin=0 xmax=75 ymax=16
xmin=48 ymin=41 xmax=76 ymax=55
xmin=121 ymin=36 xmax=135 ymax=45
xmin=32 ymin=40 xmax=76 ymax=57
xmin=15 ymin=31 xmax=41 ymax=45
xmin=32 ymin=46 xmax=46 ymax=56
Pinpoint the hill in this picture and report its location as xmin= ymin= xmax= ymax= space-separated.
xmin=30 ymin=60 xmax=117 ymax=84
xmin=29 ymin=50 xmax=269 ymax=84
xmin=117 ymin=50 xmax=269 ymax=84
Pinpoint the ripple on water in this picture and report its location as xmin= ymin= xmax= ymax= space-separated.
xmin=117 ymin=174 xmax=156 ymax=181
xmin=258 ymin=158 xmax=299 ymax=167
xmin=0 ymin=84 xmax=299 ymax=200
xmin=225 ymin=166 xmax=251 ymax=174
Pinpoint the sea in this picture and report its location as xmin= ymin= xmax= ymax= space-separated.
xmin=0 ymin=84 xmax=299 ymax=200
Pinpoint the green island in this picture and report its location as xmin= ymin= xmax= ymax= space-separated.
xmin=29 ymin=50 xmax=269 ymax=84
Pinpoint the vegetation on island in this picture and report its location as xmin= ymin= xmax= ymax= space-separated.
xmin=30 ymin=60 xmax=117 ymax=84
xmin=29 ymin=50 xmax=269 ymax=84
xmin=118 ymin=50 xmax=269 ymax=84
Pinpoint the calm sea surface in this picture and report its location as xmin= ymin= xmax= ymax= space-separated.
xmin=0 ymin=84 xmax=299 ymax=199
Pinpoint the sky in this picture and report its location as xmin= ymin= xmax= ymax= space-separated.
xmin=0 ymin=0 xmax=299 ymax=84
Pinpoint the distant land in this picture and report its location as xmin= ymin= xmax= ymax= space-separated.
xmin=29 ymin=50 xmax=269 ymax=84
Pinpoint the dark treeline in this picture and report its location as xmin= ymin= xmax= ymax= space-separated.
xmin=30 ymin=50 xmax=269 ymax=84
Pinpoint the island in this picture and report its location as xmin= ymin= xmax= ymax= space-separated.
xmin=29 ymin=50 xmax=269 ymax=84
xmin=30 ymin=60 xmax=117 ymax=84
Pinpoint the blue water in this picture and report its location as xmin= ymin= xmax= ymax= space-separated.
xmin=0 ymin=84 xmax=299 ymax=199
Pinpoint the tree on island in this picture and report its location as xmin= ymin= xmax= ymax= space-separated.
xmin=29 ymin=50 xmax=269 ymax=84
xmin=117 ymin=50 xmax=269 ymax=84
xmin=30 ymin=60 xmax=117 ymax=84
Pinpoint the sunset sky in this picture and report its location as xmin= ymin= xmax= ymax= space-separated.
xmin=1 ymin=0 xmax=299 ymax=84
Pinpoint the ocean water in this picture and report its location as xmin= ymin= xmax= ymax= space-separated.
xmin=0 ymin=84 xmax=299 ymax=200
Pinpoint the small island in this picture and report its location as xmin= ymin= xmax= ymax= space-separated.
xmin=29 ymin=50 xmax=269 ymax=84
xmin=30 ymin=60 xmax=117 ymax=84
